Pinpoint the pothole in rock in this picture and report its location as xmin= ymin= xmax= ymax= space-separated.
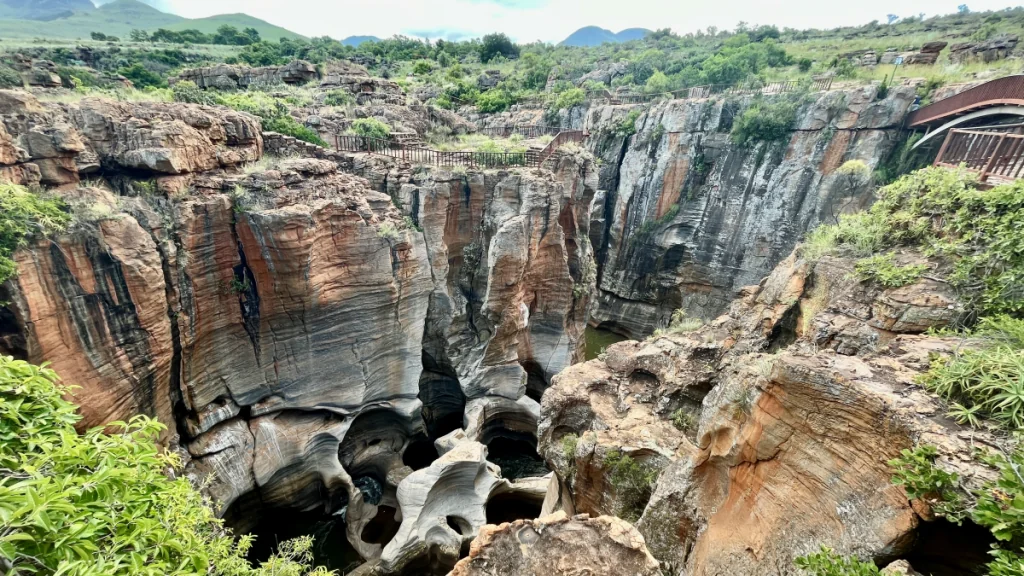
xmin=486 ymin=435 xmax=550 ymax=480
xmin=897 ymin=518 xmax=995 ymax=575
xmin=486 ymin=491 xmax=544 ymax=525
xmin=243 ymin=507 xmax=363 ymax=574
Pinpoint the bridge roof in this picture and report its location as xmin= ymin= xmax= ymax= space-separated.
xmin=907 ymin=75 xmax=1024 ymax=127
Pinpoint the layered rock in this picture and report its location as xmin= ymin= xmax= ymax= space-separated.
xmin=172 ymin=60 xmax=319 ymax=89
xmin=584 ymin=86 xmax=916 ymax=338
xmin=949 ymin=35 xmax=1019 ymax=63
xmin=449 ymin=511 xmax=661 ymax=576
xmin=0 ymin=90 xmax=261 ymax=189
xmin=539 ymin=246 xmax=1002 ymax=575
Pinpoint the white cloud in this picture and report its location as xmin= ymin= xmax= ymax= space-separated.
xmin=161 ymin=0 xmax=1020 ymax=43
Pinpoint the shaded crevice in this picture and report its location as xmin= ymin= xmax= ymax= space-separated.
xmin=229 ymin=218 xmax=261 ymax=361
xmin=891 ymin=518 xmax=995 ymax=576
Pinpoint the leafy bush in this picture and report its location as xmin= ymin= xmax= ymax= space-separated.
xmin=644 ymin=70 xmax=670 ymax=93
xmin=349 ymin=118 xmax=391 ymax=140
xmin=973 ymin=447 xmax=1024 ymax=546
xmin=613 ymin=109 xmax=642 ymax=137
xmin=264 ymin=116 xmax=328 ymax=147
xmin=0 ymin=183 xmax=70 ymax=285
xmin=602 ymin=450 xmax=658 ymax=522
xmin=412 ymin=60 xmax=434 ymax=75
xmin=670 ymin=409 xmax=695 ymax=433
xmin=854 ymin=253 xmax=928 ymax=288
xmin=0 ymin=355 xmax=333 ymax=575
xmin=171 ymin=80 xmax=216 ymax=105
xmin=919 ymin=316 xmax=1024 ymax=430
xmin=888 ymin=445 xmax=965 ymax=522
xmin=476 ymin=90 xmax=510 ymax=113
xmin=0 ymin=65 xmax=21 ymax=89
xmin=798 ymin=57 xmax=813 ymax=72
xmin=731 ymin=97 xmax=799 ymax=145
xmin=794 ymin=547 xmax=880 ymax=576
xmin=323 ymin=90 xmax=353 ymax=107
xmin=117 ymin=63 xmax=165 ymax=89
xmin=802 ymin=166 xmax=1024 ymax=317
xmin=552 ymin=87 xmax=586 ymax=111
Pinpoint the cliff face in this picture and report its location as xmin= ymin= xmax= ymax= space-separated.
xmin=0 ymin=90 xmax=595 ymax=569
xmin=584 ymin=86 xmax=916 ymax=338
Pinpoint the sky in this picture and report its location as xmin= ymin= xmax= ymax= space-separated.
xmin=139 ymin=0 xmax=1024 ymax=43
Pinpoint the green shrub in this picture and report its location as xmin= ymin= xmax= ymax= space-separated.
xmin=854 ymin=253 xmax=928 ymax=288
xmin=798 ymin=57 xmax=813 ymax=72
xmin=323 ymin=90 xmax=353 ymax=107
xmin=0 ymin=355 xmax=333 ymax=575
xmin=613 ymin=109 xmax=642 ymax=138
xmin=644 ymin=70 xmax=669 ymax=93
xmin=973 ymin=447 xmax=1024 ymax=547
xmin=802 ymin=166 xmax=1024 ymax=317
xmin=117 ymin=63 xmax=166 ymax=89
xmin=0 ymin=66 xmax=21 ymax=89
xmin=552 ymin=87 xmax=586 ymax=111
xmin=602 ymin=449 xmax=658 ymax=522
xmin=731 ymin=97 xmax=799 ymax=145
xmin=264 ymin=116 xmax=328 ymax=147
xmin=670 ymin=409 xmax=695 ymax=433
xmin=888 ymin=445 xmax=965 ymax=522
xmin=476 ymin=90 xmax=510 ymax=113
xmin=794 ymin=547 xmax=879 ymax=576
xmin=171 ymin=80 xmax=215 ymax=105
xmin=349 ymin=118 xmax=391 ymax=140
xmin=412 ymin=60 xmax=434 ymax=75
xmin=0 ymin=183 xmax=70 ymax=285
xmin=920 ymin=316 xmax=1024 ymax=430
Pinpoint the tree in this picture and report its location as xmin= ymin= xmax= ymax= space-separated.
xmin=243 ymin=27 xmax=261 ymax=44
xmin=129 ymin=28 xmax=150 ymax=42
xmin=479 ymin=33 xmax=519 ymax=63
xmin=90 ymin=31 xmax=108 ymax=41
xmin=644 ymin=70 xmax=670 ymax=93
xmin=886 ymin=14 xmax=899 ymax=24
xmin=0 ymin=355 xmax=334 ymax=575
xmin=958 ymin=4 xmax=970 ymax=13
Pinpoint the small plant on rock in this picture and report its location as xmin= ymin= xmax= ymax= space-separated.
xmin=854 ymin=253 xmax=928 ymax=288
xmin=794 ymin=546 xmax=880 ymax=576
xmin=888 ymin=445 xmax=965 ymax=523
xmin=603 ymin=449 xmax=658 ymax=522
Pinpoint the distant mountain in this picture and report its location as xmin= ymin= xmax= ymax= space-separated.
xmin=0 ymin=0 xmax=304 ymax=41
xmin=0 ymin=0 xmax=94 ymax=21
xmin=559 ymin=26 xmax=652 ymax=47
xmin=342 ymin=35 xmax=381 ymax=47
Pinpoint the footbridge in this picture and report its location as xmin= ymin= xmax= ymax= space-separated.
xmin=909 ymin=75 xmax=1024 ymax=148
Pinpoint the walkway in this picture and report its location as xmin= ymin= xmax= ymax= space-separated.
xmin=934 ymin=127 xmax=1024 ymax=184
xmin=908 ymin=75 xmax=1024 ymax=148
xmin=331 ymin=128 xmax=586 ymax=169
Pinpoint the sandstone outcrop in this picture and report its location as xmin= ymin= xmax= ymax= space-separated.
xmin=0 ymin=90 xmax=261 ymax=188
xmin=448 ymin=511 xmax=661 ymax=576
xmin=949 ymin=34 xmax=1018 ymax=63
xmin=172 ymin=60 xmax=319 ymax=89
xmin=582 ymin=86 xmax=916 ymax=338
xmin=538 ymin=246 xmax=1002 ymax=575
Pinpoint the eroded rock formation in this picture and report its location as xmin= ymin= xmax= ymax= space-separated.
xmin=449 ymin=511 xmax=661 ymax=576
xmin=582 ymin=86 xmax=917 ymax=338
xmin=539 ymin=247 xmax=1001 ymax=575
xmin=0 ymin=88 xmax=596 ymax=571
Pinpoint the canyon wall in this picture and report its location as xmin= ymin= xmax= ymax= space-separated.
xmin=583 ymin=86 xmax=916 ymax=338
xmin=0 ymin=90 xmax=595 ymax=571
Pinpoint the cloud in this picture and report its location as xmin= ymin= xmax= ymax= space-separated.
xmin=163 ymin=0 xmax=1021 ymax=44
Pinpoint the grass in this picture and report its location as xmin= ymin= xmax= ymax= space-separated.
xmin=653 ymin=309 xmax=703 ymax=337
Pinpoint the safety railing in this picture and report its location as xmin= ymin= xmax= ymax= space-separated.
xmin=332 ymin=130 xmax=584 ymax=169
xmin=934 ymin=128 xmax=1024 ymax=183
xmin=907 ymin=75 xmax=1024 ymax=127
xmin=475 ymin=125 xmax=562 ymax=138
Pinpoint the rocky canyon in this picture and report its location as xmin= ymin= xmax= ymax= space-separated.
xmin=0 ymin=63 xmax=1006 ymax=576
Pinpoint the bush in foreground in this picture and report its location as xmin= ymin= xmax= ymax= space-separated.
xmin=0 ymin=355 xmax=332 ymax=575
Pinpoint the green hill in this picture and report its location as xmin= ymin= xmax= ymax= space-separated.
xmin=0 ymin=0 xmax=303 ymax=41
xmin=162 ymin=13 xmax=305 ymax=41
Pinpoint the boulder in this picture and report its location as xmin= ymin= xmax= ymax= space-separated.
xmin=904 ymin=52 xmax=939 ymax=65
xmin=448 ymin=512 xmax=662 ymax=576
xmin=949 ymin=34 xmax=1018 ymax=63
xmin=920 ymin=40 xmax=948 ymax=53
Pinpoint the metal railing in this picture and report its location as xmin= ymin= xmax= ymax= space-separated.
xmin=475 ymin=125 xmax=562 ymax=138
xmin=332 ymin=130 xmax=585 ymax=169
xmin=907 ymin=75 xmax=1024 ymax=127
xmin=934 ymin=128 xmax=1024 ymax=183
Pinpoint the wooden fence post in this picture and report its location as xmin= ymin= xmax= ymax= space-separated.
xmin=934 ymin=130 xmax=956 ymax=166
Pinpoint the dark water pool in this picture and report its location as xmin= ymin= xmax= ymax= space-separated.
xmin=584 ymin=326 xmax=629 ymax=360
